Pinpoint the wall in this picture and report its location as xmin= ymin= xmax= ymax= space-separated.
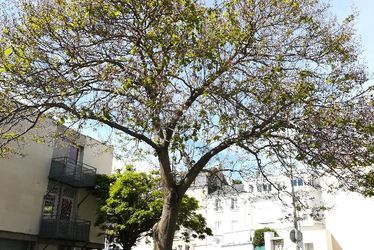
xmin=78 ymin=136 xmax=113 ymax=244
xmin=324 ymin=191 xmax=374 ymax=250
xmin=82 ymin=136 xmax=113 ymax=175
xmin=77 ymin=189 xmax=106 ymax=244
xmin=0 ymin=120 xmax=56 ymax=235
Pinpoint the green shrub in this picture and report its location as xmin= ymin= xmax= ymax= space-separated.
xmin=252 ymin=227 xmax=277 ymax=246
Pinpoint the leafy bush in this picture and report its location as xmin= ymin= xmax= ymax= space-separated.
xmin=252 ymin=227 xmax=277 ymax=246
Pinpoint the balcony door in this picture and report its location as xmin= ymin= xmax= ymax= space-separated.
xmin=59 ymin=185 xmax=76 ymax=221
xmin=66 ymin=145 xmax=82 ymax=179
xmin=68 ymin=146 xmax=80 ymax=164
xmin=43 ymin=182 xmax=76 ymax=220
xmin=56 ymin=185 xmax=77 ymax=238
xmin=59 ymin=197 xmax=73 ymax=221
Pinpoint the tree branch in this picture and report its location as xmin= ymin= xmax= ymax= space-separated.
xmin=40 ymin=102 xmax=160 ymax=150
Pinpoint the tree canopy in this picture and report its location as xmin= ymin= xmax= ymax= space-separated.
xmin=0 ymin=0 xmax=372 ymax=249
xmin=93 ymin=166 xmax=211 ymax=250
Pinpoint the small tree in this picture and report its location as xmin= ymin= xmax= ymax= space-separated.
xmin=93 ymin=166 xmax=212 ymax=250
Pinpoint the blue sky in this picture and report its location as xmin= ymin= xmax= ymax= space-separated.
xmin=330 ymin=0 xmax=374 ymax=78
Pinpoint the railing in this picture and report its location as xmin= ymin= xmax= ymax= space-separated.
xmin=39 ymin=216 xmax=91 ymax=242
xmin=49 ymin=157 xmax=97 ymax=187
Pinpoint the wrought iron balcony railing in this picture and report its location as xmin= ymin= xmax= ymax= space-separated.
xmin=49 ymin=157 xmax=97 ymax=187
xmin=39 ymin=216 xmax=91 ymax=242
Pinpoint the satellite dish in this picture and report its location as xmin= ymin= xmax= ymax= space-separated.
xmin=290 ymin=229 xmax=303 ymax=243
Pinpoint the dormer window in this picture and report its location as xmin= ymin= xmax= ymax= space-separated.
xmin=292 ymin=178 xmax=304 ymax=187
xmin=257 ymin=183 xmax=272 ymax=193
xmin=215 ymin=198 xmax=222 ymax=211
xmin=230 ymin=197 xmax=238 ymax=210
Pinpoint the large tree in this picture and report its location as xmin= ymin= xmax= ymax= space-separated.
xmin=94 ymin=166 xmax=211 ymax=250
xmin=0 ymin=0 xmax=372 ymax=249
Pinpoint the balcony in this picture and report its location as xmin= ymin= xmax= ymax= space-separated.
xmin=39 ymin=216 xmax=91 ymax=242
xmin=49 ymin=157 xmax=97 ymax=187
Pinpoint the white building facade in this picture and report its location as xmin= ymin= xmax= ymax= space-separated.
xmin=131 ymin=170 xmax=374 ymax=250
xmin=121 ymin=170 xmax=374 ymax=250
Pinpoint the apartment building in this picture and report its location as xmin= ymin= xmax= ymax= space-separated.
xmin=0 ymin=121 xmax=113 ymax=250
xmin=173 ymin=172 xmax=374 ymax=250
xmin=116 ymin=168 xmax=374 ymax=250
xmin=172 ymin=174 xmax=332 ymax=250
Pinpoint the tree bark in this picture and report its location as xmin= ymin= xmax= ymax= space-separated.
xmin=153 ymin=188 xmax=182 ymax=250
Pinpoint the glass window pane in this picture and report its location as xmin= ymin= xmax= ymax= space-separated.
xmin=298 ymin=178 xmax=304 ymax=186
xmin=68 ymin=146 xmax=79 ymax=163
xmin=43 ymin=194 xmax=57 ymax=217
xmin=60 ymin=198 xmax=73 ymax=220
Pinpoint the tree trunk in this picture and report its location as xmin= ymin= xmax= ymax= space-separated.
xmin=153 ymin=188 xmax=182 ymax=250
xmin=120 ymin=238 xmax=138 ymax=250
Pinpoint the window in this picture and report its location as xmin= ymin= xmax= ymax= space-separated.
xmin=304 ymin=243 xmax=314 ymax=250
xmin=263 ymin=183 xmax=272 ymax=192
xmin=292 ymin=178 xmax=304 ymax=187
xmin=214 ymin=221 xmax=222 ymax=235
xmin=215 ymin=198 xmax=222 ymax=211
xmin=43 ymin=182 xmax=77 ymax=220
xmin=43 ymin=194 xmax=57 ymax=217
xmin=59 ymin=186 xmax=77 ymax=221
xmin=43 ymin=182 xmax=60 ymax=217
xmin=248 ymin=185 xmax=254 ymax=193
xmin=68 ymin=146 xmax=80 ymax=164
xmin=298 ymin=178 xmax=304 ymax=186
xmin=257 ymin=183 xmax=272 ymax=193
xmin=59 ymin=198 xmax=73 ymax=220
xmin=230 ymin=197 xmax=238 ymax=210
